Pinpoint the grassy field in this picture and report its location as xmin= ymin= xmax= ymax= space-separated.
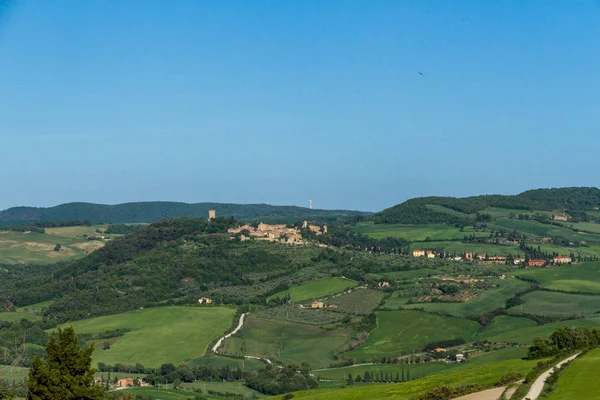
xmin=188 ymin=354 xmax=267 ymax=372
xmin=315 ymin=360 xmax=454 ymax=382
xmin=515 ymin=262 xmax=600 ymax=294
xmin=182 ymin=380 xmax=264 ymax=397
xmin=0 ymin=229 xmax=105 ymax=264
xmin=480 ymin=316 xmax=600 ymax=344
xmin=268 ymin=277 xmax=358 ymax=302
xmin=507 ymin=291 xmax=600 ymax=318
xmin=353 ymin=223 xmax=489 ymax=241
xmin=55 ymin=306 xmax=236 ymax=367
xmin=403 ymin=278 xmax=531 ymax=317
xmin=0 ymin=311 xmax=38 ymax=322
xmin=545 ymin=347 xmax=600 ymax=400
xmin=272 ymin=357 xmax=538 ymax=400
xmin=221 ymin=316 xmax=350 ymax=368
xmin=348 ymin=310 xmax=480 ymax=361
xmin=369 ymin=269 xmax=438 ymax=280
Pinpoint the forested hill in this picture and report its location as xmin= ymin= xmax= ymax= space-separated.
xmin=0 ymin=201 xmax=369 ymax=225
xmin=374 ymin=187 xmax=600 ymax=224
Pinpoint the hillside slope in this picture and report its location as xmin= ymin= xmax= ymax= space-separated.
xmin=375 ymin=187 xmax=600 ymax=224
xmin=0 ymin=201 xmax=369 ymax=225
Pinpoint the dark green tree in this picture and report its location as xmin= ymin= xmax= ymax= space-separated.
xmin=27 ymin=325 xmax=104 ymax=400
xmin=347 ymin=374 xmax=353 ymax=386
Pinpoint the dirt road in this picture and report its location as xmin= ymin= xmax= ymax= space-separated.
xmin=522 ymin=353 xmax=580 ymax=400
xmin=212 ymin=313 xmax=246 ymax=353
xmin=452 ymin=386 xmax=506 ymax=400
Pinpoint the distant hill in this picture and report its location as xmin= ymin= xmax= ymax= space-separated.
xmin=374 ymin=187 xmax=600 ymax=224
xmin=0 ymin=201 xmax=370 ymax=226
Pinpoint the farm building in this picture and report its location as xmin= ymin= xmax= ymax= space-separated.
xmin=553 ymin=256 xmax=571 ymax=265
xmin=117 ymin=378 xmax=134 ymax=387
xmin=477 ymin=254 xmax=486 ymax=260
xmin=432 ymin=347 xmax=446 ymax=353
xmin=412 ymin=249 xmax=425 ymax=257
xmin=513 ymin=258 xmax=525 ymax=265
xmin=528 ymin=259 xmax=546 ymax=267
xmin=553 ymin=214 xmax=568 ymax=221
xmin=198 ymin=297 xmax=213 ymax=304
xmin=465 ymin=252 xmax=474 ymax=260
xmin=311 ymin=301 xmax=325 ymax=309
xmin=378 ymin=281 xmax=391 ymax=288
xmin=488 ymin=256 xmax=506 ymax=261
xmin=456 ymin=354 xmax=466 ymax=362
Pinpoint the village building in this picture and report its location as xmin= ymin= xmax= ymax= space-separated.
xmin=198 ymin=297 xmax=213 ymax=304
xmin=453 ymin=256 xmax=462 ymax=261
xmin=412 ymin=249 xmax=425 ymax=257
xmin=553 ymin=214 xmax=568 ymax=221
xmin=326 ymin=304 xmax=338 ymax=309
xmin=208 ymin=210 xmax=216 ymax=219
xmin=465 ymin=252 xmax=474 ymax=261
xmin=528 ymin=259 xmax=546 ymax=267
xmin=488 ymin=256 xmax=506 ymax=261
xmin=541 ymin=237 xmax=553 ymax=243
xmin=117 ymin=378 xmax=134 ymax=387
xmin=378 ymin=281 xmax=391 ymax=288
xmin=513 ymin=258 xmax=525 ymax=265
xmin=553 ymin=256 xmax=571 ymax=265
xmin=432 ymin=347 xmax=446 ymax=353
xmin=477 ymin=254 xmax=486 ymax=260
xmin=311 ymin=301 xmax=325 ymax=309
xmin=456 ymin=354 xmax=466 ymax=362
xmin=426 ymin=250 xmax=436 ymax=258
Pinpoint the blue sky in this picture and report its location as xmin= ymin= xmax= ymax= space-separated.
xmin=0 ymin=0 xmax=599 ymax=211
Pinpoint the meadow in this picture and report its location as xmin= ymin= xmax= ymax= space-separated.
xmin=56 ymin=306 xmax=236 ymax=366
xmin=221 ymin=316 xmax=350 ymax=368
xmin=0 ymin=311 xmax=38 ymax=322
xmin=187 ymin=354 xmax=267 ymax=372
xmin=182 ymin=380 xmax=264 ymax=397
xmin=272 ymin=357 xmax=538 ymax=400
xmin=348 ymin=310 xmax=480 ymax=361
xmin=515 ymin=262 xmax=600 ymax=294
xmin=480 ymin=316 xmax=600 ymax=344
xmin=402 ymin=278 xmax=531 ymax=317
xmin=268 ymin=277 xmax=358 ymax=302
xmin=353 ymin=222 xmax=489 ymax=241
xmin=506 ymin=291 xmax=600 ymax=318
xmin=545 ymin=347 xmax=600 ymax=400
xmin=0 ymin=229 xmax=105 ymax=264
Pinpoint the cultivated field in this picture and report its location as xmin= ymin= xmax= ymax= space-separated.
xmin=56 ymin=306 xmax=236 ymax=366
xmin=545 ymin=347 xmax=600 ymax=400
xmin=515 ymin=262 xmax=600 ymax=294
xmin=348 ymin=310 xmax=480 ymax=361
xmin=354 ymin=223 xmax=489 ymax=241
xmin=506 ymin=291 xmax=600 ymax=318
xmin=403 ymin=278 xmax=531 ymax=317
xmin=268 ymin=277 xmax=358 ymax=302
xmin=221 ymin=316 xmax=350 ymax=368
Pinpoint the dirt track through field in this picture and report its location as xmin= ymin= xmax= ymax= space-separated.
xmin=522 ymin=353 xmax=580 ymax=400
xmin=452 ymin=386 xmax=506 ymax=400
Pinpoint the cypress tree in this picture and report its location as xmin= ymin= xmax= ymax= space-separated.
xmin=395 ymin=372 xmax=399 ymax=383
xmin=28 ymin=325 xmax=104 ymax=400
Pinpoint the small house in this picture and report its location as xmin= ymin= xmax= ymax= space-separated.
xmin=465 ymin=252 xmax=474 ymax=261
xmin=553 ymin=256 xmax=571 ymax=265
xmin=412 ymin=249 xmax=425 ymax=257
xmin=198 ymin=297 xmax=213 ymax=304
xmin=311 ymin=301 xmax=325 ymax=309
xmin=432 ymin=347 xmax=446 ymax=353
xmin=528 ymin=259 xmax=546 ymax=267
xmin=456 ymin=354 xmax=466 ymax=362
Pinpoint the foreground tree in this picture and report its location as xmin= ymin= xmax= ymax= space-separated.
xmin=27 ymin=325 xmax=104 ymax=400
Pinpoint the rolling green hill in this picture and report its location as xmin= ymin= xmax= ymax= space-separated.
xmin=0 ymin=201 xmax=369 ymax=226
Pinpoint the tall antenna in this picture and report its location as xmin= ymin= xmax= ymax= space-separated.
xmin=309 ymin=199 xmax=313 ymax=209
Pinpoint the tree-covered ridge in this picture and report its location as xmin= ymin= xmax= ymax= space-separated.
xmin=0 ymin=201 xmax=370 ymax=226
xmin=374 ymin=187 xmax=600 ymax=224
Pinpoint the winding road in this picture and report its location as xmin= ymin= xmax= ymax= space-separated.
xmin=522 ymin=353 xmax=580 ymax=400
xmin=212 ymin=313 xmax=247 ymax=353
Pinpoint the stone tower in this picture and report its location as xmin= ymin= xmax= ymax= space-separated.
xmin=208 ymin=210 xmax=216 ymax=219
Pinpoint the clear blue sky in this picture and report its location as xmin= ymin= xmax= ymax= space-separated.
xmin=1 ymin=0 xmax=599 ymax=211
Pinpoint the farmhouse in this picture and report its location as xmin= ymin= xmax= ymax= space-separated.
xmin=553 ymin=256 xmax=571 ymax=265
xmin=311 ymin=301 xmax=325 ymax=309
xmin=477 ymin=254 xmax=486 ymax=260
xmin=432 ymin=347 xmax=446 ymax=353
xmin=513 ymin=258 xmax=525 ymax=265
xmin=488 ymin=256 xmax=506 ymax=261
xmin=465 ymin=252 xmax=474 ymax=261
xmin=426 ymin=250 xmax=436 ymax=258
xmin=553 ymin=214 xmax=568 ymax=221
xmin=198 ymin=297 xmax=213 ymax=304
xmin=412 ymin=249 xmax=425 ymax=257
xmin=456 ymin=354 xmax=466 ymax=362
xmin=528 ymin=259 xmax=546 ymax=267
xmin=117 ymin=378 xmax=134 ymax=387
xmin=378 ymin=281 xmax=391 ymax=288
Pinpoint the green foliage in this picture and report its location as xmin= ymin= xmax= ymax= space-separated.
xmin=245 ymin=363 xmax=318 ymax=395
xmin=104 ymin=224 xmax=145 ymax=235
xmin=527 ymin=327 xmax=600 ymax=359
xmin=0 ymin=201 xmax=368 ymax=226
xmin=543 ymin=348 xmax=600 ymax=399
xmin=411 ymin=384 xmax=484 ymax=400
xmin=27 ymin=325 xmax=104 ymax=400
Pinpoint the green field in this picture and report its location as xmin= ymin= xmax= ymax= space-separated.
xmin=515 ymin=262 xmax=600 ymax=294
xmin=507 ymin=291 xmax=600 ymax=318
xmin=545 ymin=347 xmax=600 ymax=400
xmin=369 ymin=269 xmax=438 ymax=280
xmin=272 ymin=356 xmax=538 ymax=400
xmin=403 ymin=278 xmax=531 ymax=317
xmin=0 ymin=311 xmax=38 ymax=322
xmin=480 ymin=316 xmax=600 ymax=344
xmin=182 ymin=380 xmax=264 ymax=397
xmin=353 ymin=222 xmax=489 ymax=241
xmin=221 ymin=316 xmax=350 ymax=368
xmin=268 ymin=277 xmax=358 ymax=302
xmin=348 ymin=310 xmax=480 ymax=361
xmin=0 ymin=229 xmax=105 ymax=264
xmin=188 ymin=354 xmax=267 ymax=372
xmin=55 ymin=306 xmax=236 ymax=367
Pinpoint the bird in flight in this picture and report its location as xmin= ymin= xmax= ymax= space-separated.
xmin=418 ymin=72 xmax=423 ymax=76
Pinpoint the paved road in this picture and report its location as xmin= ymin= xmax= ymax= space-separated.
xmin=523 ymin=353 xmax=580 ymax=400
